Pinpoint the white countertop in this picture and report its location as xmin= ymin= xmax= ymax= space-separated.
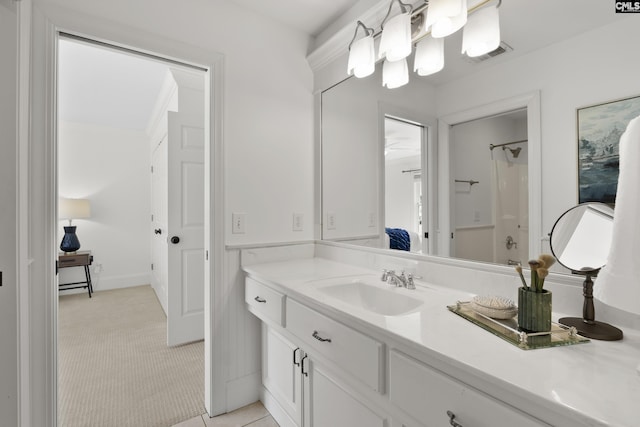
xmin=243 ymin=257 xmax=640 ymax=427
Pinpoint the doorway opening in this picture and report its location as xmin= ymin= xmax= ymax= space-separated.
xmin=56 ymin=34 xmax=207 ymax=425
xmin=450 ymin=109 xmax=529 ymax=265
xmin=383 ymin=116 xmax=426 ymax=254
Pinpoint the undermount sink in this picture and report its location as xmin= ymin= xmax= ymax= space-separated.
xmin=318 ymin=281 xmax=423 ymax=316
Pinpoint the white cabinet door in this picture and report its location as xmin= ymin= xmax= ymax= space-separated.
xmin=263 ymin=325 xmax=303 ymax=426
xmin=304 ymin=359 xmax=385 ymax=427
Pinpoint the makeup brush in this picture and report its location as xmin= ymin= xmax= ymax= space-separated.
xmin=515 ymin=265 xmax=528 ymax=289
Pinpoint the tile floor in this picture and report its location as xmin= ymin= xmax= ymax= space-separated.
xmin=172 ymin=401 xmax=279 ymax=427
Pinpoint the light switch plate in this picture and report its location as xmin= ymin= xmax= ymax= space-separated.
xmin=368 ymin=212 xmax=375 ymax=227
xmin=293 ymin=213 xmax=304 ymax=231
xmin=327 ymin=212 xmax=336 ymax=230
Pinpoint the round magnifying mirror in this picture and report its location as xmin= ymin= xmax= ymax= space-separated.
xmin=549 ymin=202 xmax=622 ymax=340
xmin=549 ymin=202 xmax=614 ymax=273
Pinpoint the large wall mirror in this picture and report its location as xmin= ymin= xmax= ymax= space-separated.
xmin=320 ymin=0 xmax=633 ymax=272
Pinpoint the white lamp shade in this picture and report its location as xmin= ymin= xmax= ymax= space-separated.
xmin=414 ymin=36 xmax=445 ymax=76
xmin=426 ymin=0 xmax=468 ymax=38
xmin=378 ymin=12 xmax=412 ymax=62
xmin=462 ymin=5 xmax=500 ymax=57
xmin=383 ymin=58 xmax=409 ymax=89
xmin=347 ymin=34 xmax=376 ymax=78
xmin=59 ymin=198 xmax=91 ymax=220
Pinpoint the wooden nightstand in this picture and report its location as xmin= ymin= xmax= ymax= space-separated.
xmin=58 ymin=251 xmax=94 ymax=297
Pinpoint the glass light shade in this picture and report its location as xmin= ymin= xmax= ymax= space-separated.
xmin=347 ymin=34 xmax=376 ymax=78
xmin=59 ymin=198 xmax=91 ymax=220
xmin=378 ymin=12 xmax=412 ymax=62
xmin=462 ymin=5 xmax=500 ymax=57
xmin=383 ymin=58 xmax=409 ymax=89
xmin=413 ymin=36 xmax=445 ymax=76
xmin=426 ymin=0 xmax=468 ymax=38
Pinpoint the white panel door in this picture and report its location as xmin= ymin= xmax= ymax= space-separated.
xmin=167 ymin=112 xmax=205 ymax=346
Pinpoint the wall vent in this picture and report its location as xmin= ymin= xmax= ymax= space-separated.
xmin=464 ymin=41 xmax=513 ymax=64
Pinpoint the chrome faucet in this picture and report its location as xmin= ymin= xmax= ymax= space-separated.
xmin=381 ymin=269 xmax=416 ymax=290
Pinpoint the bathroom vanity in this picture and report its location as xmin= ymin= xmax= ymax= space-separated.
xmin=243 ymin=247 xmax=640 ymax=427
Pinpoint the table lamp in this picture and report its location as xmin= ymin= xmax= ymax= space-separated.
xmin=59 ymin=198 xmax=91 ymax=253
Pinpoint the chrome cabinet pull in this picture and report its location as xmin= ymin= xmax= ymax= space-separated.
xmin=447 ymin=410 xmax=463 ymax=427
xmin=254 ymin=296 xmax=266 ymax=303
xmin=312 ymin=330 xmax=332 ymax=343
xmin=301 ymin=355 xmax=308 ymax=377
xmin=293 ymin=348 xmax=301 ymax=366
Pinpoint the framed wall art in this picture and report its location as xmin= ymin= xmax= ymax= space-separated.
xmin=577 ymin=94 xmax=640 ymax=204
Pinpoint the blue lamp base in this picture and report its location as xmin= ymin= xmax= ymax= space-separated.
xmin=60 ymin=226 xmax=81 ymax=253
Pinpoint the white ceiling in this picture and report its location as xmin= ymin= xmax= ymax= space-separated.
xmin=58 ymin=39 xmax=170 ymax=131
xmin=385 ymin=117 xmax=422 ymax=161
xmin=224 ymin=0 xmax=360 ymax=37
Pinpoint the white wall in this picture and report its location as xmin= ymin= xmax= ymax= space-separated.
xmin=58 ymin=121 xmax=152 ymax=291
xmin=452 ymin=115 xmax=521 ymax=228
xmin=322 ymin=66 xmax=436 ymax=240
xmin=0 ymin=1 xmax=18 ymax=425
xmin=385 ymin=156 xmax=421 ymax=232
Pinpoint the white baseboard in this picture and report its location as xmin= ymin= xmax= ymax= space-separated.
xmin=151 ymin=283 xmax=168 ymax=315
xmin=226 ymin=372 xmax=261 ymax=412
xmin=58 ymin=272 xmax=152 ymax=296
xmin=93 ymin=273 xmax=151 ymax=291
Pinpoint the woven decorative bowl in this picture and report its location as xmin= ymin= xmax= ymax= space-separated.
xmin=470 ymin=295 xmax=517 ymax=319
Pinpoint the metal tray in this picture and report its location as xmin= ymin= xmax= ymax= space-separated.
xmin=447 ymin=301 xmax=590 ymax=350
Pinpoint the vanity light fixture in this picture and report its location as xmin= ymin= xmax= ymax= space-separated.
xmin=414 ymin=35 xmax=444 ymax=76
xmin=347 ymin=21 xmax=376 ymax=78
xmin=346 ymin=0 xmax=502 ymax=87
xmin=383 ymin=57 xmax=410 ymax=88
xmin=378 ymin=0 xmax=413 ymax=62
xmin=461 ymin=1 xmax=500 ymax=57
xmin=425 ymin=0 xmax=468 ymax=39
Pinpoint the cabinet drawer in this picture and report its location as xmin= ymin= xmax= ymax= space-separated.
xmin=245 ymin=277 xmax=286 ymax=327
xmin=58 ymin=253 xmax=91 ymax=267
xmin=286 ymin=298 xmax=383 ymax=393
xmin=389 ymin=350 xmax=547 ymax=427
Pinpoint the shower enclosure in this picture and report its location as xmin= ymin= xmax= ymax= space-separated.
xmin=491 ymin=140 xmax=529 ymax=265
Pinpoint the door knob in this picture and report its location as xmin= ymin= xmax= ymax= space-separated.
xmin=154 ymin=228 xmax=162 ymax=235
xmin=170 ymin=236 xmax=180 ymax=244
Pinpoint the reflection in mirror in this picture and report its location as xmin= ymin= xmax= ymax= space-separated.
xmin=549 ymin=202 xmax=622 ymax=340
xmin=451 ymin=109 xmax=528 ymax=265
xmin=549 ymin=202 xmax=613 ymax=273
xmin=384 ymin=116 xmax=425 ymax=253
xmin=321 ymin=65 xmax=435 ymax=247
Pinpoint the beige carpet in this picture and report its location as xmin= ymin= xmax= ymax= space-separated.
xmin=58 ymin=285 xmax=205 ymax=427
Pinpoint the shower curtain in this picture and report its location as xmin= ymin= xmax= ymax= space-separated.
xmin=492 ymin=145 xmax=529 ymax=265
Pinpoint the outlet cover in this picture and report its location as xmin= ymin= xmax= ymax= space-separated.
xmin=232 ymin=213 xmax=246 ymax=234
